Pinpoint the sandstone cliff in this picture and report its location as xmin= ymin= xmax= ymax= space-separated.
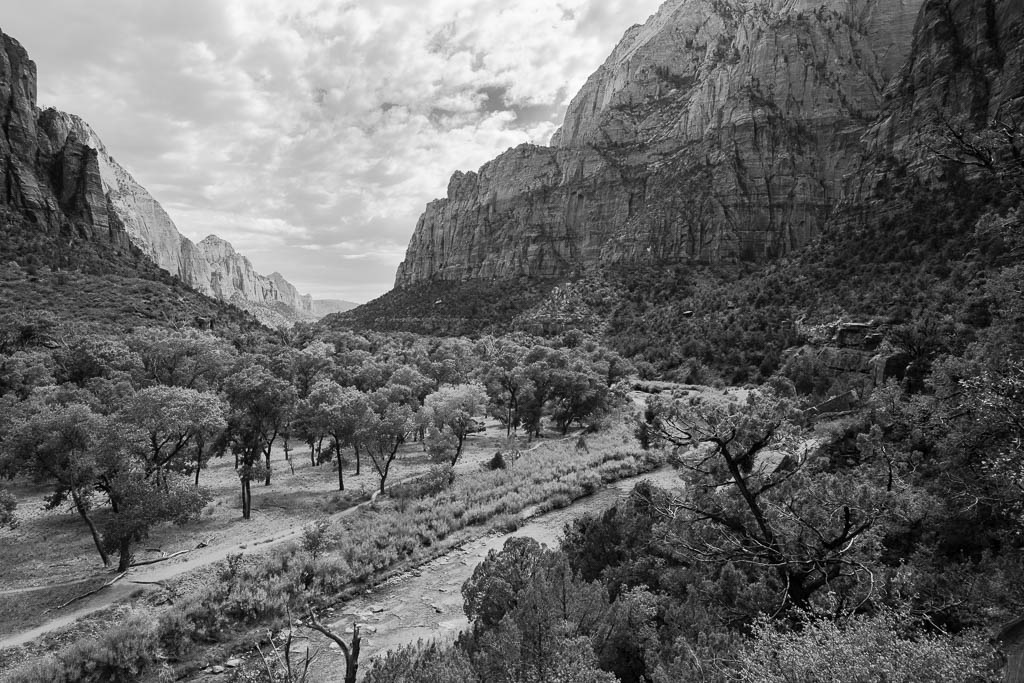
xmin=0 ymin=32 xmax=336 ymax=328
xmin=395 ymin=0 xmax=931 ymax=285
xmin=42 ymin=113 xmax=339 ymax=325
xmin=1 ymin=31 xmax=128 ymax=251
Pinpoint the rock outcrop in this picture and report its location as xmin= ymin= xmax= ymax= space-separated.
xmin=38 ymin=113 xmax=337 ymax=326
xmin=395 ymin=0 xmax=998 ymax=286
xmin=1 ymin=30 xmax=129 ymax=251
xmin=0 ymin=32 xmax=339 ymax=328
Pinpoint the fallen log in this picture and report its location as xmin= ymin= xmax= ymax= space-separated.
xmin=44 ymin=572 xmax=126 ymax=613
xmin=129 ymin=549 xmax=190 ymax=567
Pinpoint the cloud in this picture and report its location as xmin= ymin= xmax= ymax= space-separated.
xmin=3 ymin=0 xmax=664 ymax=301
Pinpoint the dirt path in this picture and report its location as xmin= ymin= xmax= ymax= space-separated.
xmin=0 ymin=463 xmax=464 ymax=652
xmin=296 ymin=467 xmax=683 ymax=681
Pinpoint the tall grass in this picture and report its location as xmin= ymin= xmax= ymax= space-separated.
xmin=5 ymin=425 xmax=662 ymax=681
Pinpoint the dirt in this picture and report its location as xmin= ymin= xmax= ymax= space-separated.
xmin=286 ymin=467 xmax=683 ymax=681
xmin=0 ymin=421 xmax=517 ymax=650
xmin=0 ymin=385 xmax=723 ymax=670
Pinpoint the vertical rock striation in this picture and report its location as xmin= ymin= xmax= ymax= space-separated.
xmin=395 ymin=0 xmax=929 ymax=286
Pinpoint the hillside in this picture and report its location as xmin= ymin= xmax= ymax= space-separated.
xmin=342 ymin=0 xmax=1024 ymax=377
xmin=34 ymin=110 xmax=341 ymax=327
xmin=0 ymin=30 xmax=255 ymax=335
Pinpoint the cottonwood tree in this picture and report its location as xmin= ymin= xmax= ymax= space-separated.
xmin=96 ymin=436 xmax=209 ymax=571
xmin=56 ymin=335 xmax=140 ymax=388
xmin=277 ymin=341 xmax=335 ymax=399
xmin=478 ymin=338 xmax=530 ymax=436
xmin=300 ymin=380 xmax=374 ymax=490
xmin=423 ymin=384 xmax=487 ymax=465
xmin=224 ymin=364 xmax=296 ymax=519
xmin=128 ymin=328 xmax=233 ymax=390
xmin=117 ymin=385 xmax=227 ymax=484
xmin=363 ymin=398 xmax=414 ymax=496
xmin=639 ymin=391 xmax=897 ymax=613
xmin=381 ymin=365 xmax=436 ymax=410
xmin=1 ymin=401 xmax=111 ymax=565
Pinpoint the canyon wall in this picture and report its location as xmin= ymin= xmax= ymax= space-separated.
xmin=394 ymin=0 xmax=940 ymax=285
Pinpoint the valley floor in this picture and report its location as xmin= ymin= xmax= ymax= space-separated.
xmin=0 ymin=418 xmax=512 ymax=654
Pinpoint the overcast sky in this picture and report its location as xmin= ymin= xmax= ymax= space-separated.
xmin=1 ymin=0 xmax=662 ymax=302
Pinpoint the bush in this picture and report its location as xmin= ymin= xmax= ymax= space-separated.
xmin=738 ymin=611 xmax=1000 ymax=683
xmin=5 ymin=613 xmax=168 ymax=683
xmin=487 ymin=451 xmax=508 ymax=470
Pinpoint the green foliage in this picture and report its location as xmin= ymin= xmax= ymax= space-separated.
xmin=363 ymin=641 xmax=477 ymax=683
xmin=0 ymin=486 xmax=16 ymax=528
xmin=738 ymin=610 xmax=999 ymax=682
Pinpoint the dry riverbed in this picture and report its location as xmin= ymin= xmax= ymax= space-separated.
xmin=224 ymin=467 xmax=683 ymax=682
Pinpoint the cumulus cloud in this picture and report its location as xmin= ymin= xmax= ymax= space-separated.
xmin=3 ymin=0 xmax=663 ymax=301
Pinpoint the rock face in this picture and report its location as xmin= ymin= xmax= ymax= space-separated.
xmin=0 ymin=30 xmax=337 ymax=327
xmin=39 ymin=113 xmax=331 ymax=325
xmin=36 ymin=110 xmax=211 ymax=289
xmin=1 ymin=31 xmax=129 ymax=251
xmin=394 ymin=0 xmax=972 ymax=286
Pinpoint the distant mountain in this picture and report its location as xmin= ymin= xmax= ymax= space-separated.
xmin=32 ymin=111 xmax=338 ymax=327
xmin=0 ymin=28 xmax=255 ymax=333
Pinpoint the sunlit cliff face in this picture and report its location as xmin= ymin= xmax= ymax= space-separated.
xmin=3 ymin=0 xmax=663 ymax=301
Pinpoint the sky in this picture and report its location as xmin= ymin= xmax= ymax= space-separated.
xmin=0 ymin=0 xmax=663 ymax=302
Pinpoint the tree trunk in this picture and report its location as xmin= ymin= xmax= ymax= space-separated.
xmin=354 ymin=443 xmax=360 ymax=476
xmin=194 ymin=458 xmax=202 ymax=487
xmin=336 ymin=442 xmax=345 ymax=491
xmin=241 ymin=477 xmax=251 ymax=520
xmin=117 ymin=536 xmax=132 ymax=572
xmin=71 ymin=489 xmax=110 ymax=567
xmin=345 ymin=628 xmax=361 ymax=683
xmin=264 ymin=447 xmax=272 ymax=486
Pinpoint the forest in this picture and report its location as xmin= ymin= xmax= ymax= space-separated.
xmin=1 ymin=219 xmax=1023 ymax=681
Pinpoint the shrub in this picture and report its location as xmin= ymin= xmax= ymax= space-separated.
xmin=5 ymin=613 xmax=168 ymax=683
xmin=486 ymin=451 xmax=508 ymax=470
xmin=738 ymin=611 xmax=1001 ymax=683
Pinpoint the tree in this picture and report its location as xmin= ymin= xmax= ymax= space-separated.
xmin=0 ymin=350 xmax=55 ymax=399
xmin=363 ymin=399 xmax=413 ymax=496
xmin=382 ymin=365 xmax=436 ymax=410
xmin=0 ymin=309 xmax=57 ymax=354
xmin=56 ymin=335 xmax=140 ymax=388
xmin=462 ymin=537 xmax=620 ymax=683
xmin=224 ymin=364 xmax=296 ymax=519
xmin=128 ymin=328 xmax=233 ymax=390
xmin=363 ymin=641 xmax=475 ymax=683
xmin=276 ymin=341 xmax=334 ymax=399
xmin=546 ymin=361 xmax=609 ymax=434
xmin=117 ymin=386 xmax=227 ymax=485
xmin=99 ymin=462 xmax=209 ymax=571
xmin=423 ymin=384 xmax=487 ymax=465
xmin=2 ymin=401 xmax=111 ymax=565
xmin=478 ymin=338 xmax=530 ymax=436
xmin=300 ymin=380 xmax=374 ymax=490
xmin=638 ymin=390 xmax=896 ymax=613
